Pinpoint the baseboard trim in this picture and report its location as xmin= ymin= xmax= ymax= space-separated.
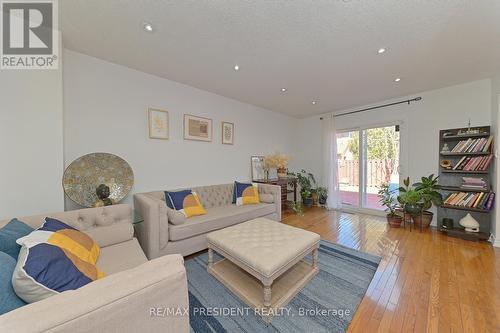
xmin=491 ymin=234 xmax=500 ymax=248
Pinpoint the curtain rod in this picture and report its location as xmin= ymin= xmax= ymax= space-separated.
xmin=320 ymin=96 xmax=422 ymax=119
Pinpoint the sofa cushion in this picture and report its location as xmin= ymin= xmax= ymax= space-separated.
xmin=0 ymin=252 xmax=26 ymax=315
xmin=97 ymin=238 xmax=147 ymax=275
xmin=259 ymin=193 xmax=274 ymax=203
xmin=165 ymin=190 xmax=206 ymax=218
xmin=167 ymin=207 xmax=187 ymax=225
xmin=84 ymin=222 xmax=134 ymax=248
xmin=0 ymin=219 xmax=34 ymax=259
xmin=169 ymin=203 xmax=275 ymax=241
xmin=233 ymin=181 xmax=260 ymax=206
xmin=13 ymin=218 xmax=105 ymax=303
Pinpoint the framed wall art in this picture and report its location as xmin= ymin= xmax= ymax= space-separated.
xmin=184 ymin=114 xmax=212 ymax=142
xmin=251 ymin=155 xmax=265 ymax=181
xmin=222 ymin=121 xmax=234 ymax=145
xmin=148 ymin=108 xmax=169 ymax=140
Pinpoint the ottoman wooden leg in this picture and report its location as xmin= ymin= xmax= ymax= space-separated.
xmin=263 ymin=283 xmax=272 ymax=307
xmin=208 ymin=247 xmax=214 ymax=268
xmin=312 ymin=248 xmax=319 ymax=269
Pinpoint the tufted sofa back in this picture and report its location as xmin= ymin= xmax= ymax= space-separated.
xmin=145 ymin=184 xmax=235 ymax=209
xmin=0 ymin=204 xmax=134 ymax=248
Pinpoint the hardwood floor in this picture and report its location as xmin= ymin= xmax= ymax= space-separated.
xmin=281 ymin=207 xmax=500 ymax=333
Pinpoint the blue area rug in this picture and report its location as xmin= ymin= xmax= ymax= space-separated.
xmin=186 ymin=240 xmax=381 ymax=333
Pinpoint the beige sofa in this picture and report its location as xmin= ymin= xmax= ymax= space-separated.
xmin=0 ymin=204 xmax=190 ymax=333
xmin=134 ymin=183 xmax=282 ymax=259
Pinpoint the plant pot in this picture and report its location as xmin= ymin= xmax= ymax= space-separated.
xmin=387 ymin=215 xmax=403 ymax=228
xmin=311 ymin=192 xmax=319 ymax=206
xmin=302 ymin=197 xmax=313 ymax=207
xmin=277 ymin=167 xmax=287 ymax=178
xmin=404 ymin=203 xmax=422 ymax=217
xmin=319 ymin=196 xmax=327 ymax=205
xmin=413 ymin=211 xmax=433 ymax=228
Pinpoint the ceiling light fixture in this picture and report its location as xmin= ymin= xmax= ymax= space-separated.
xmin=311 ymin=101 xmax=317 ymax=105
xmin=143 ymin=23 xmax=154 ymax=32
xmin=394 ymin=77 xmax=401 ymax=82
xmin=378 ymin=48 xmax=386 ymax=54
xmin=233 ymin=65 xmax=240 ymax=71
xmin=281 ymin=88 xmax=287 ymax=92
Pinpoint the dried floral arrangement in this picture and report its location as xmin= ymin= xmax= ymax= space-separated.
xmin=263 ymin=152 xmax=290 ymax=170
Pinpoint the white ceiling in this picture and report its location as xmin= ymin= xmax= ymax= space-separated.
xmin=60 ymin=0 xmax=500 ymax=118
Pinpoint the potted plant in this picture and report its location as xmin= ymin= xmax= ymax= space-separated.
xmin=398 ymin=177 xmax=421 ymax=217
xmin=317 ymin=186 xmax=328 ymax=206
xmin=288 ymin=169 xmax=316 ymax=207
xmin=291 ymin=201 xmax=304 ymax=216
xmin=412 ymin=174 xmax=443 ymax=228
xmin=301 ymin=190 xmax=313 ymax=207
xmin=378 ymin=183 xmax=402 ymax=227
xmin=311 ymin=188 xmax=319 ymax=206
xmin=398 ymin=189 xmax=423 ymax=216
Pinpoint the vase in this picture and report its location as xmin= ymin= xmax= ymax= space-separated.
xmin=404 ymin=203 xmax=421 ymax=217
xmin=277 ymin=167 xmax=287 ymax=178
xmin=459 ymin=213 xmax=480 ymax=232
xmin=412 ymin=211 xmax=433 ymax=228
xmin=387 ymin=215 xmax=403 ymax=228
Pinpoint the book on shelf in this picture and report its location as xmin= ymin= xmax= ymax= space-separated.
xmin=443 ymin=191 xmax=495 ymax=210
xmin=460 ymin=176 xmax=487 ymax=190
xmin=448 ymin=136 xmax=493 ymax=153
xmin=451 ymin=154 xmax=493 ymax=171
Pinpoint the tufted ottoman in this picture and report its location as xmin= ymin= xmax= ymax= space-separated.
xmin=207 ymin=217 xmax=320 ymax=321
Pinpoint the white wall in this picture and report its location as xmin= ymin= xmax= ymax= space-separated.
xmin=63 ymin=50 xmax=298 ymax=208
xmin=491 ymin=75 xmax=500 ymax=246
xmin=0 ymin=57 xmax=64 ymax=219
xmin=296 ymin=79 xmax=493 ymax=224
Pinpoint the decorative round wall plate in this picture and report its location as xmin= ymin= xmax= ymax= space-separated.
xmin=63 ymin=153 xmax=134 ymax=207
xmin=440 ymin=160 xmax=451 ymax=169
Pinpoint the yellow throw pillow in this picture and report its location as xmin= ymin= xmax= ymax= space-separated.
xmin=234 ymin=182 xmax=260 ymax=206
xmin=165 ymin=190 xmax=207 ymax=218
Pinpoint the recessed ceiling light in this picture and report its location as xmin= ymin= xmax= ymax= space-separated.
xmin=378 ymin=48 xmax=386 ymax=54
xmin=281 ymin=88 xmax=287 ymax=92
xmin=233 ymin=65 xmax=240 ymax=71
xmin=394 ymin=77 xmax=401 ymax=82
xmin=311 ymin=101 xmax=317 ymax=105
xmin=143 ymin=23 xmax=153 ymax=32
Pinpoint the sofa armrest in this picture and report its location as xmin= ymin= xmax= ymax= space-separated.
xmin=258 ymin=183 xmax=282 ymax=221
xmin=134 ymin=193 xmax=168 ymax=259
xmin=0 ymin=255 xmax=189 ymax=333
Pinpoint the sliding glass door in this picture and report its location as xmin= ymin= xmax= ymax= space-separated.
xmin=337 ymin=125 xmax=400 ymax=211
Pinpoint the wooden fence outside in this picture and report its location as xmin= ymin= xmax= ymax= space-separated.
xmin=338 ymin=159 xmax=395 ymax=188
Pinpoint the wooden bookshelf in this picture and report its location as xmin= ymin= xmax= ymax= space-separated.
xmin=441 ymin=133 xmax=490 ymax=140
xmin=437 ymin=126 xmax=493 ymax=241
xmin=437 ymin=185 xmax=488 ymax=193
xmin=440 ymin=152 xmax=489 ymax=156
xmin=441 ymin=170 xmax=489 ymax=174
xmin=439 ymin=227 xmax=490 ymax=241
xmin=440 ymin=204 xmax=490 ymax=213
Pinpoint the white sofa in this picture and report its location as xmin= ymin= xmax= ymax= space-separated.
xmin=134 ymin=183 xmax=282 ymax=259
xmin=0 ymin=204 xmax=189 ymax=333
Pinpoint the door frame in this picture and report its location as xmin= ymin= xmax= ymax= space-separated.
xmin=336 ymin=120 xmax=405 ymax=216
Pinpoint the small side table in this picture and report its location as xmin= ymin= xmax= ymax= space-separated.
xmin=133 ymin=211 xmax=144 ymax=225
xmin=132 ymin=211 xmax=143 ymax=238
xmin=254 ymin=177 xmax=297 ymax=210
